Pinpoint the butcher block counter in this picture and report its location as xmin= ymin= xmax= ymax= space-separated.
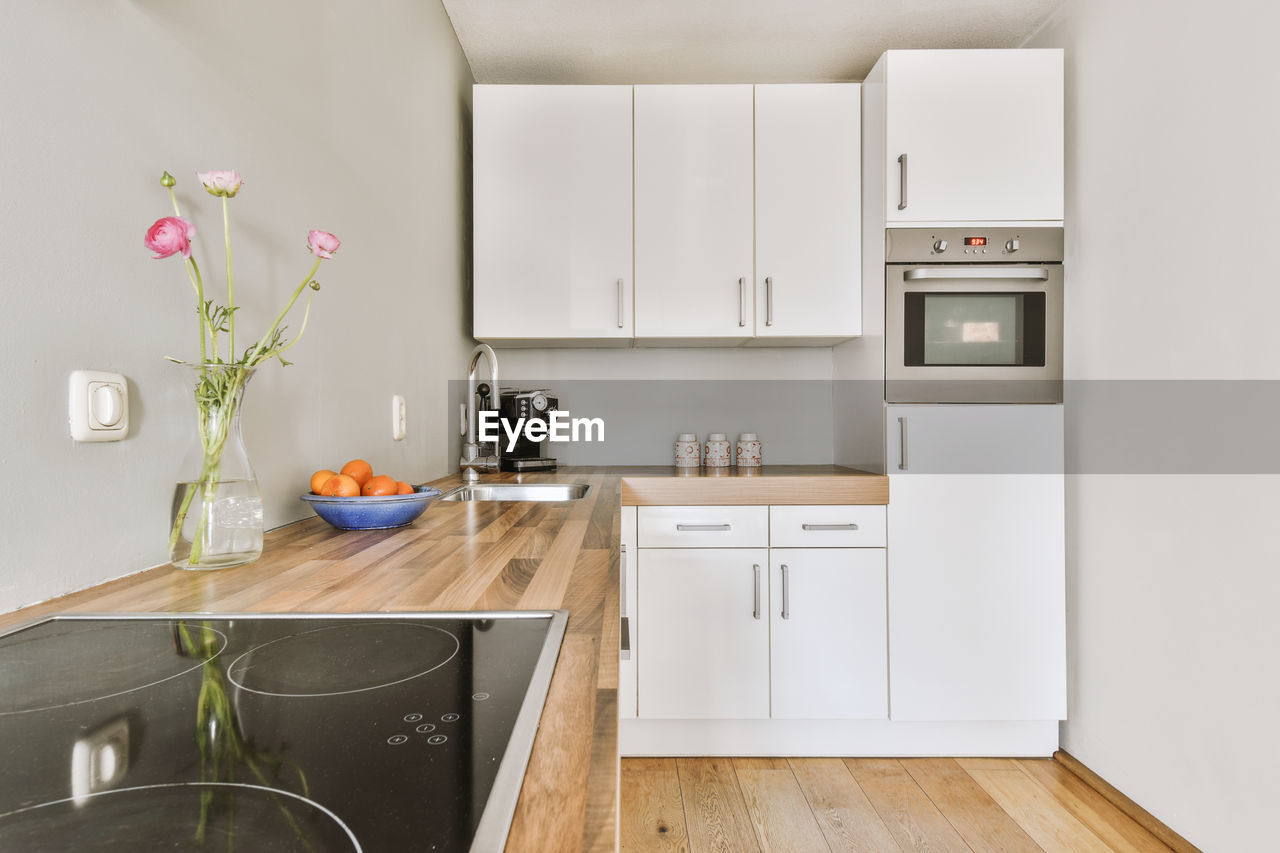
xmin=0 ymin=464 xmax=886 ymax=851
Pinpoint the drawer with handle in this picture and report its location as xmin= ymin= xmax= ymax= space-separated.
xmin=638 ymin=506 xmax=769 ymax=548
xmin=769 ymin=505 xmax=886 ymax=548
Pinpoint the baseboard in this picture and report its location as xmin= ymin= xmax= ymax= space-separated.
xmin=1053 ymin=750 xmax=1203 ymax=853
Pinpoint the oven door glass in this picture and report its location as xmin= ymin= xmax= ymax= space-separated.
xmin=904 ymin=292 xmax=1046 ymax=367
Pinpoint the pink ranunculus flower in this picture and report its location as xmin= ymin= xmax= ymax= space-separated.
xmin=197 ymin=170 xmax=244 ymax=198
xmin=307 ymin=230 xmax=340 ymax=259
xmin=144 ymin=216 xmax=196 ymax=259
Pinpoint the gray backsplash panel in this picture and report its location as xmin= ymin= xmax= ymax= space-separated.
xmin=448 ymin=379 xmax=843 ymax=466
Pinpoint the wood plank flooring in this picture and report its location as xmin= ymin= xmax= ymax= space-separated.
xmin=622 ymin=758 xmax=1175 ymax=853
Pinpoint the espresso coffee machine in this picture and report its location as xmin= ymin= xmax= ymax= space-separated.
xmin=498 ymin=388 xmax=559 ymax=472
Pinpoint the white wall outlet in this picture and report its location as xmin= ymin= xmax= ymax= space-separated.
xmin=392 ymin=394 xmax=407 ymax=441
xmin=69 ymin=370 xmax=129 ymax=442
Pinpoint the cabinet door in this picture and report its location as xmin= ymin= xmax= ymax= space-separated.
xmin=634 ymin=85 xmax=755 ymax=341
xmin=884 ymin=50 xmax=1063 ymax=222
xmin=886 ymin=404 xmax=1065 ymax=721
xmin=770 ymin=549 xmax=887 ymax=719
xmin=473 ymin=85 xmax=633 ymax=341
xmin=619 ymin=507 xmax=637 ymax=720
xmin=754 ymin=84 xmax=862 ymax=339
xmin=637 ymin=548 xmax=769 ymax=719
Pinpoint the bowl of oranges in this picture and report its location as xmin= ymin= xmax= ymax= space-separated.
xmin=301 ymin=460 xmax=443 ymax=530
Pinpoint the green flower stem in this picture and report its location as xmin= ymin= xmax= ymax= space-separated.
xmin=244 ymin=258 xmax=320 ymax=367
xmin=166 ymin=185 xmax=210 ymax=365
xmin=223 ymin=196 xmax=235 ymax=360
xmin=169 ymin=368 xmax=245 ymax=566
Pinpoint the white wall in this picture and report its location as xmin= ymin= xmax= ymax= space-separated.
xmin=0 ymin=1 xmax=474 ymax=611
xmin=1029 ymin=1 xmax=1280 ymax=849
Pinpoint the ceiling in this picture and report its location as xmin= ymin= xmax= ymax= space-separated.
xmin=440 ymin=0 xmax=1064 ymax=84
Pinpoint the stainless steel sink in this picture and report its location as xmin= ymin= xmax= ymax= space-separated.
xmin=438 ymin=483 xmax=591 ymax=502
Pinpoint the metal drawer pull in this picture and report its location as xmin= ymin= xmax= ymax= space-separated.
xmin=616 ymin=278 xmax=625 ymax=328
xmin=675 ymin=523 xmax=731 ymax=532
xmin=765 ymin=276 xmax=774 ymax=326
xmin=620 ymin=544 xmax=627 ymax=617
xmin=781 ymin=564 xmax=790 ymax=620
xmin=801 ymin=523 xmax=859 ymax=532
xmin=904 ymin=267 xmax=1050 ymax=281
xmin=620 ymin=616 xmax=631 ymax=659
xmin=898 ymin=417 xmax=908 ymax=471
xmin=897 ymin=153 xmax=908 ymax=211
xmin=738 ymin=277 xmax=747 ymax=327
xmin=752 ymin=564 xmax=761 ymax=620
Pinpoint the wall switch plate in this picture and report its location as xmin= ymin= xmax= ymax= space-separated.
xmin=69 ymin=370 xmax=129 ymax=442
xmin=392 ymin=394 xmax=407 ymax=441
xmin=71 ymin=715 xmax=130 ymax=803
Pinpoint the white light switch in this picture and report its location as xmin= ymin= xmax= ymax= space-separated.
xmin=70 ymin=370 xmax=129 ymax=442
xmin=392 ymin=394 xmax=407 ymax=441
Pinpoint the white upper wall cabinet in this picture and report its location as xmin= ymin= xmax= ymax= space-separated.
xmin=634 ymin=85 xmax=756 ymax=342
xmin=880 ymin=50 xmax=1064 ymax=223
xmin=473 ymin=85 xmax=633 ymax=344
xmin=754 ymin=84 xmax=862 ymax=340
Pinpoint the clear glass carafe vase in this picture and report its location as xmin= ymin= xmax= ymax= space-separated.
xmin=169 ymin=363 xmax=263 ymax=570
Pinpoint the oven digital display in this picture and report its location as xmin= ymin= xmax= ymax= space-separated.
xmin=963 ymin=236 xmax=987 ymax=246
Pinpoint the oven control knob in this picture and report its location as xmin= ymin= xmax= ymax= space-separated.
xmin=932 ymin=239 xmax=948 ymax=253
xmin=1005 ymin=239 xmax=1020 ymax=253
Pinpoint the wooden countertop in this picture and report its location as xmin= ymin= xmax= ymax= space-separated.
xmin=0 ymin=463 xmax=886 ymax=851
xmin=619 ymin=464 xmax=889 ymax=505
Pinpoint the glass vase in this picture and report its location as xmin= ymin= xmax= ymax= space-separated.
xmin=169 ymin=363 xmax=263 ymax=570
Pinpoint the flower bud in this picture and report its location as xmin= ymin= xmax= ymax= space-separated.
xmin=309 ymin=280 xmax=321 ymax=291
xmin=161 ymin=171 xmax=176 ymax=187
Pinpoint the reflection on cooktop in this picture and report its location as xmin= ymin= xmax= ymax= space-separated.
xmin=0 ymin=612 xmax=566 ymax=852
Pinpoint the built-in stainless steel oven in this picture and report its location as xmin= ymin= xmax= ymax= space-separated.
xmin=886 ymin=226 xmax=1063 ymax=403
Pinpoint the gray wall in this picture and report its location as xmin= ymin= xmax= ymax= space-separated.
xmin=1029 ymin=1 xmax=1280 ymax=849
xmin=0 ymin=1 xmax=475 ymax=611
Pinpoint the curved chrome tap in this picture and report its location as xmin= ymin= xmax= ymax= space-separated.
xmin=460 ymin=343 xmax=499 ymax=483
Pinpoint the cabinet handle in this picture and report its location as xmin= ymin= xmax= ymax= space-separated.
xmin=620 ymin=543 xmax=627 ymax=617
xmin=898 ymin=416 xmax=909 ymax=471
xmin=738 ymin=277 xmax=747 ymax=327
xmin=616 ymin=278 xmax=625 ymax=328
xmin=753 ymin=563 xmax=761 ymax=620
xmin=781 ymin=564 xmax=790 ymax=620
xmin=801 ymin=523 xmax=859 ymax=532
xmin=620 ymin=616 xmax=631 ymax=659
xmin=897 ymin=153 xmax=908 ymax=211
xmin=675 ymin=523 xmax=731 ymax=532
xmin=765 ymin=276 xmax=774 ymax=327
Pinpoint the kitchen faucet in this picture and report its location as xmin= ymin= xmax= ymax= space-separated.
xmin=459 ymin=343 xmax=499 ymax=482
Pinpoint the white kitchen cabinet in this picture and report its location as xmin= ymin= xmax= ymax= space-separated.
xmin=473 ymin=85 xmax=633 ymax=343
xmin=885 ymin=404 xmax=1066 ymax=721
xmin=636 ymin=547 xmax=770 ymax=719
xmin=633 ymin=85 xmax=756 ymax=342
xmin=769 ymin=549 xmax=887 ymax=719
xmin=619 ymin=506 xmax=637 ymax=720
xmin=869 ymin=50 xmax=1063 ymax=223
xmin=754 ymin=84 xmax=862 ymax=341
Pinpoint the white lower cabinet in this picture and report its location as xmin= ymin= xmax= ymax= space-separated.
xmin=619 ymin=506 xmax=637 ymax=720
xmin=637 ymin=548 xmax=770 ymax=719
xmin=632 ymin=505 xmax=887 ymax=723
xmin=769 ymin=549 xmax=887 ymax=719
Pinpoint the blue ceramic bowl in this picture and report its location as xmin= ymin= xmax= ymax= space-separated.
xmin=301 ymin=485 xmax=444 ymax=530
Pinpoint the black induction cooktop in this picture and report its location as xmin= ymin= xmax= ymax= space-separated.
xmin=0 ymin=611 xmax=567 ymax=852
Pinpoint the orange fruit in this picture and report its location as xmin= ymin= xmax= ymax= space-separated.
xmin=319 ymin=474 xmax=360 ymax=497
xmin=395 ymin=481 xmax=414 ymax=495
xmin=309 ymin=469 xmax=338 ymax=494
xmin=340 ymin=459 xmax=373 ymax=488
xmin=362 ymin=474 xmax=397 ymax=496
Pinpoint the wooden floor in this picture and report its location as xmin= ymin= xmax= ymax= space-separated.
xmin=621 ymin=757 xmax=1175 ymax=852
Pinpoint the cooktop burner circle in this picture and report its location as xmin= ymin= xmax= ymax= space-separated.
xmin=227 ymin=621 xmax=461 ymax=697
xmin=0 ymin=782 xmax=361 ymax=851
xmin=0 ymin=621 xmax=227 ymax=716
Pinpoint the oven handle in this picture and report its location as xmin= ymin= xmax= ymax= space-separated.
xmin=904 ymin=267 xmax=1049 ymax=281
